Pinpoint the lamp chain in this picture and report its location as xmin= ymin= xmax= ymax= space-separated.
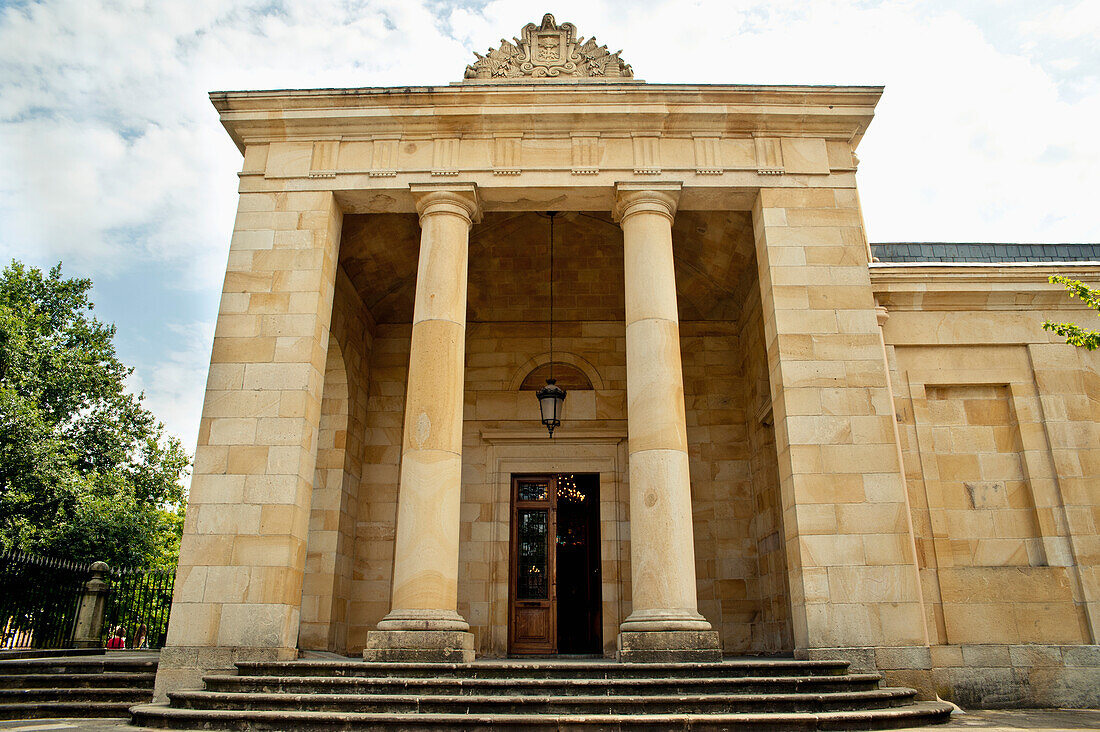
xmin=549 ymin=212 xmax=555 ymax=383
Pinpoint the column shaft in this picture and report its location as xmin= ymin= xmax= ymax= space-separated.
xmin=364 ymin=184 xmax=480 ymax=662
xmin=614 ymin=183 xmax=721 ymax=662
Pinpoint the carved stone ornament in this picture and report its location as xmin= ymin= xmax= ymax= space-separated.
xmin=464 ymin=14 xmax=633 ymax=81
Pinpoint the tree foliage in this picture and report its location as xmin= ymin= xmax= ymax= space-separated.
xmin=1043 ymin=275 xmax=1100 ymax=351
xmin=0 ymin=261 xmax=189 ymax=567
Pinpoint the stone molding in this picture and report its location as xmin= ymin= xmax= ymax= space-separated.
xmin=612 ymin=183 xmax=682 ymax=224
xmin=480 ymin=426 xmax=626 ymax=444
xmin=507 ymin=351 xmax=606 ymax=391
xmin=619 ymin=608 xmax=715 ymax=632
xmin=410 ymin=183 xmax=482 ymax=224
xmin=375 ymin=608 xmax=470 ymax=632
xmin=210 ymin=85 xmax=882 ymax=157
xmin=875 ymin=304 xmax=890 ymax=327
xmin=870 ymin=263 xmax=1100 ymax=312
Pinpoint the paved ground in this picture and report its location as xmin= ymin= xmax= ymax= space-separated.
xmin=916 ymin=709 xmax=1100 ymax=730
xmin=1 ymin=709 xmax=1098 ymax=731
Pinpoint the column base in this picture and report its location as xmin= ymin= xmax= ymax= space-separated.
xmin=617 ymin=630 xmax=722 ymax=663
xmin=363 ymin=630 xmax=475 ymax=663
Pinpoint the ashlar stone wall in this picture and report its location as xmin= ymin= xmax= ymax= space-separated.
xmin=299 ymin=270 xmax=374 ymax=653
xmin=888 ymin=340 xmax=1098 ymax=647
xmin=872 ymin=270 xmax=1100 ymax=706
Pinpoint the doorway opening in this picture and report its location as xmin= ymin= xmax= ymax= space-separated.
xmin=509 ymin=473 xmax=602 ymax=655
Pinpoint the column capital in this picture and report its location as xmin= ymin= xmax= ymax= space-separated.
xmin=410 ymin=183 xmax=482 ymax=225
xmin=612 ymin=182 xmax=682 ymax=225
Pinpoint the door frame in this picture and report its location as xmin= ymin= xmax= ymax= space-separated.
xmin=483 ymin=429 xmax=627 ymax=658
xmin=507 ymin=471 xmax=605 ymax=656
xmin=508 ymin=474 xmax=558 ymax=655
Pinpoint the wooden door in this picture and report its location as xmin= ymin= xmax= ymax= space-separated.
xmin=509 ymin=475 xmax=556 ymax=654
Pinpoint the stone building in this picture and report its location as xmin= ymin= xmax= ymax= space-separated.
xmin=155 ymin=15 xmax=1100 ymax=710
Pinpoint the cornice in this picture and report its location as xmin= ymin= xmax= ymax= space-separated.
xmin=210 ymin=83 xmax=882 ymax=153
xmin=870 ymin=262 xmax=1100 ymax=311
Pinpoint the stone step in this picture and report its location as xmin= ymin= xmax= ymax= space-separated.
xmin=236 ymin=659 xmax=851 ymax=679
xmin=0 ymin=701 xmax=137 ymax=720
xmin=204 ymin=672 xmax=884 ymax=697
xmin=0 ymin=672 xmax=156 ymax=689
xmin=0 ymin=686 xmax=153 ymax=704
xmin=0 ymin=648 xmax=105 ymax=661
xmin=0 ymin=657 xmax=157 ymax=675
xmin=169 ymin=688 xmax=918 ymax=715
xmin=130 ymin=700 xmax=956 ymax=730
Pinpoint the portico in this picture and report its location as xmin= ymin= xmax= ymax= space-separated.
xmin=155 ymin=14 xmax=1100 ymax=710
xmin=156 ymin=49 xmax=906 ymax=690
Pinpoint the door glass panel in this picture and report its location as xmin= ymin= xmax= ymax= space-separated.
xmin=518 ymin=480 xmax=548 ymax=502
xmin=517 ymin=508 xmax=549 ymax=599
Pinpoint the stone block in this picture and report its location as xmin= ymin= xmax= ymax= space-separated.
xmin=616 ymin=630 xmax=722 ymax=662
xmin=875 ymin=645 xmax=932 ymax=670
xmin=1026 ymin=665 xmax=1100 ymax=708
xmin=363 ymin=630 xmax=474 ymax=662
xmin=936 ymin=666 xmax=1026 ymax=708
xmin=1009 ymin=644 xmax=1063 ymax=667
xmin=153 ymin=645 xmax=294 ymax=703
xmin=1061 ymin=645 xmax=1100 ymax=667
xmin=961 ymin=644 xmax=1012 ymax=667
xmin=801 ymin=646 xmax=876 ymax=673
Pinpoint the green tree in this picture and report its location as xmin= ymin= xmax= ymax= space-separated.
xmin=0 ymin=261 xmax=189 ymax=567
xmin=1043 ymin=275 xmax=1100 ymax=351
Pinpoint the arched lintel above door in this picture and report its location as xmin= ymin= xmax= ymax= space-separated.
xmin=509 ymin=352 xmax=605 ymax=392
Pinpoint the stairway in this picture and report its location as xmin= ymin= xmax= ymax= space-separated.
xmin=0 ymin=652 xmax=157 ymax=719
xmin=131 ymin=658 xmax=953 ymax=730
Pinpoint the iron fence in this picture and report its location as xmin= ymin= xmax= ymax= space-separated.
xmin=101 ymin=566 xmax=175 ymax=649
xmin=0 ymin=550 xmax=91 ymax=649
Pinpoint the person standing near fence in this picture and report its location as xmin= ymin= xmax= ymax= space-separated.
xmin=133 ymin=623 xmax=148 ymax=649
xmin=105 ymin=625 xmax=125 ymax=649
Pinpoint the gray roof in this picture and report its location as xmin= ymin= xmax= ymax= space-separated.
xmin=871 ymin=243 xmax=1100 ymax=263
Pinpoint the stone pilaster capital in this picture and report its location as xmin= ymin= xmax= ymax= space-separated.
xmin=410 ymin=183 xmax=482 ymax=225
xmin=612 ymin=182 xmax=682 ymax=225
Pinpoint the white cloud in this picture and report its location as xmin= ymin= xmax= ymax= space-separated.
xmin=1 ymin=0 xmax=1098 ymax=454
xmin=126 ymin=320 xmax=215 ymax=466
xmin=1019 ymin=1 xmax=1100 ymax=40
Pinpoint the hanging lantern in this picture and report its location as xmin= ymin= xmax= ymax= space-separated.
xmin=537 ymin=211 xmax=566 ymax=437
xmin=536 ymin=379 xmax=566 ymax=437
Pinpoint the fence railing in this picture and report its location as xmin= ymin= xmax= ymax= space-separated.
xmin=0 ymin=551 xmax=91 ymax=649
xmin=101 ymin=566 xmax=175 ymax=649
xmin=0 ymin=551 xmax=175 ymax=650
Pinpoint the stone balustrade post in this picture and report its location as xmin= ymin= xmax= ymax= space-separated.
xmin=72 ymin=561 xmax=110 ymax=648
xmin=364 ymin=183 xmax=481 ymax=662
xmin=613 ymin=183 xmax=722 ymax=662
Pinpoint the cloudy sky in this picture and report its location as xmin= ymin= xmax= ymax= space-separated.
xmin=1 ymin=0 xmax=1098 ymax=471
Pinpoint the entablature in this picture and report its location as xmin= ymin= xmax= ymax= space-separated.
xmin=212 ymin=83 xmax=881 ymax=164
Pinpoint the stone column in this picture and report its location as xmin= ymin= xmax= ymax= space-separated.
xmin=364 ymin=184 xmax=480 ymax=662
xmin=613 ymin=183 xmax=721 ymax=662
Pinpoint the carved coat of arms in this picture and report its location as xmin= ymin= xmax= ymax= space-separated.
xmin=464 ymin=14 xmax=633 ymax=80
